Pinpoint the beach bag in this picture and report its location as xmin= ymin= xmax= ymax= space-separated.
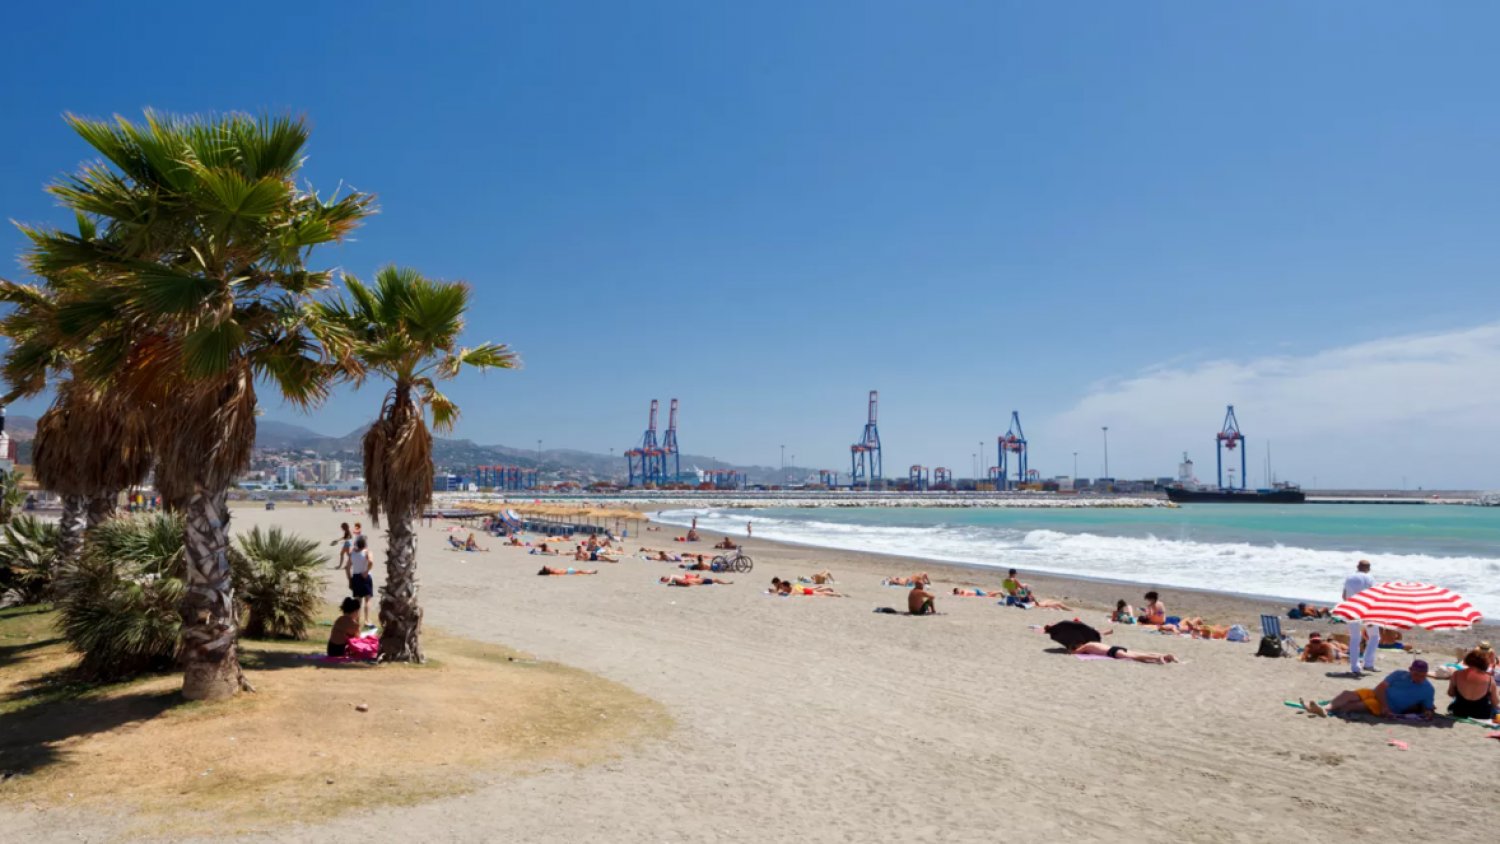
xmin=1255 ymin=635 xmax=1284 ymax=658
xmin=1226 ymin=624 xmax=1250 ymax=642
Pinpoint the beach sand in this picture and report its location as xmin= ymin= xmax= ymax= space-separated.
xmin=6 ymin=504 xmax=1494 ymax=842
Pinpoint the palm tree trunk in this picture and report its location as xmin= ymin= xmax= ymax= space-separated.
xmin=85 ymin=491 xmax=117 ymax=529
xmin=377 ymin=513 xmax=423 ymax=663
xmin=178 ymin=488 xmax=245 ymax=700
xmin=54 ymin=494 xmax=87 ymax=598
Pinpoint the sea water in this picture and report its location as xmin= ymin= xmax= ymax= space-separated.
xmin=655 ymin=504 xmax=1500 ymax=617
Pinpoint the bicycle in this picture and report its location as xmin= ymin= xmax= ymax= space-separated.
xmin=711 ymin=547 xmax=754 ymax=574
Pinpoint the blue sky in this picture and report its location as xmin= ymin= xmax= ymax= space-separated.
xmin=3 ymin=3 xmax=1498 ymax=487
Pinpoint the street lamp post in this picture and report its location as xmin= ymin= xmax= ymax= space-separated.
xmin=1101 ymin=427 xmax=1109 ymax=479
xmin=780 ymin=444 xmax=785 ymax=472
xmin=1073 ymin=451 xmax=1078 ymax=480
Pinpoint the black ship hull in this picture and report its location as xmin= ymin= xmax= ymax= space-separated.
xmin=1165 ymin=487 xmax=1306 ymax=504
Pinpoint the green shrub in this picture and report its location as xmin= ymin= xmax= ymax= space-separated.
xmin=232 ymin=526 xmax=325 ymax=640
xmin=0 ymin=515 xmax=62 ymax=605
xmin=54 ymin=513 xmax=186 ymax=681
xmin=54 ymin=514 xmax=328 ymax=680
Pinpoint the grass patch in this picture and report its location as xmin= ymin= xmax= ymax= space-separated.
xmin=0 ymin=606 xmax=669 ymax=837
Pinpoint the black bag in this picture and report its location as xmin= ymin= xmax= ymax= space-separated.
xmin=1255 ymin=635 xmax=1284 ymax=658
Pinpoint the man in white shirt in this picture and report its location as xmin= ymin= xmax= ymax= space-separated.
xmin=1342 ymin=559 xmax=1378 ymax=676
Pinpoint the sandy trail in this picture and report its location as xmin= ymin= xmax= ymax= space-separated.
xmin=7 ymin=505 xmax=1493 ymax=842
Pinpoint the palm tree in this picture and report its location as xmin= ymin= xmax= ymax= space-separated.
xmin=317 ymin=267 xmax=516 ymax=662
xmin=20 ymin=111 xmax=372 ymax=699
xmin=0 ymin=273 xmax=154 ymax=562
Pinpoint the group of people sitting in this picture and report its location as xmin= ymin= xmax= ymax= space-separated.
xmin=1305 ymin=647 xmax=1499 ymax=721
xmin=448 ymin=532 xmax=488 ymax=552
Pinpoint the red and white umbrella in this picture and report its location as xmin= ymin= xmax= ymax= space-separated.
xmin=1332 ymin=581 xmax=1483 ymax=631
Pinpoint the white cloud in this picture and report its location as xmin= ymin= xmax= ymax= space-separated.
xmin=1046 ymin=323 xmax=1500 ymax=489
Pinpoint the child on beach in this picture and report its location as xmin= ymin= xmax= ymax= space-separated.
xmin=329 ymin=523 xmax=353 ymax=569
xmin=1112 ymin=600 xmax=1136 ymax=624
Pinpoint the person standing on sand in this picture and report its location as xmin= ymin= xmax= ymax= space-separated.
xmin=344 ymin=535 xmax=374 ymax=625
xmin=746 ymin=521 xmax=752 ymax=537
xmin=1343 ymin=560 xmax=1379 ymax=677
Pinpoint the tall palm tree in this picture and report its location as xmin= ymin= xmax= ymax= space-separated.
xmin=317 ymin=267 xmax=516 ymax=662
xmin=20 ymin=111 xmax=372 ymax=700
xmin=1 ymin=269 xmax=153 ymax=565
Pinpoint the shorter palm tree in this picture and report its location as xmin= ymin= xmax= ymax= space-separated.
xmin=317 ymin=266 xmax=516 ymax=662
xmin=232 ymin=526 xmax=325 ymax=639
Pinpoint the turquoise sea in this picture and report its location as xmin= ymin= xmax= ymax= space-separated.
xmin=657 ymin=504 xmax=1500 ymax=617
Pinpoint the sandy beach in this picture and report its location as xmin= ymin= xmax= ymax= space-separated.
xmin=7 ymin=504 xmax=1495 ymax=843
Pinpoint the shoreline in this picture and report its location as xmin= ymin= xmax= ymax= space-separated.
xmin=644 ymin=510 xmax=1495 ymax=651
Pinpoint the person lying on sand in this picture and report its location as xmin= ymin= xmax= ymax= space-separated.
xmin=1304 ymin=659 xmax=1435 ymax=720
xmin=1300 ymin=632 xmax=1347 ymax=663
xmin=507 ymin=535 xmax=525 ymax=547
xmin=655 ymin=550 xmax=683 ymax=562
xmin=802 ymin=570 xmax=835 ymax=585
xmin=1043 ymin=620 xmax=1176 ymax=663
xmin=771 ymin=577 xmax=843 ymax=597
xmin=714 ymin=538 xmax=738 ymax=550
xmin=529 ymin=543 xmax=561 ymax=556
xmin=883 ymin=572 xmax=931 ymax=587
xmin=908 ymin=581 xmax=936 ymax=615
xmin=662 ymin=574 xmax=731 ymax=586
xmin=538 ymin=566 xmax=597 ymax=576
xmin=1287 ymin=601 xmax=1329 ymax=620
xmin=681 ymin=559 xmax=714 ymax=571
xmin=952 ymin=587 xmax=996 ymax=597
xmin=1070 ymin=641 xmax=1179 ymax=664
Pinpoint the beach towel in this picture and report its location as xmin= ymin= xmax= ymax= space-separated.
xmin=345 ymin=635 xmax=379 ymax=660
xmin=1074 ymin=654 xmax=1116 ymax=661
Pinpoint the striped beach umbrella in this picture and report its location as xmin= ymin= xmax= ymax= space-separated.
xmin=1331 ymin=581 xmax=1483 ymax=631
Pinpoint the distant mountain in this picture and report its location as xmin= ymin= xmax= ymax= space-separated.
xmin=252 ymin=418 xmax=803 ymax=483
xmin=3 ymin=414 xmax=37 ymax=441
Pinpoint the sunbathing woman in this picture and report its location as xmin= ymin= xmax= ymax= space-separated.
xmin=538 ymin=565 xmax=597 ymax=576
xmin=530 ymin=543 xmax=561 ymax=556
xmin=883 ymin=572 xmax=931 ymax=587
xmin=771 ymin=577 xmax=842 ymax=597
xmin=952 ymin=587 xmax=996 ymax=597
xmin=1300 ymin=632 xmax=1348 ymax=663
xmin=661 ymin=574 xmax=732 ymax=586
xmin=1070 ymin=641 xmax=1179 ymax=664
xmin=1448 ymin=649 xmax=1500 ymax=720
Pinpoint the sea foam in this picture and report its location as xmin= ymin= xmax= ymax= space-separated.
xmin=657 ymin=508 xmax=1500 ymax=618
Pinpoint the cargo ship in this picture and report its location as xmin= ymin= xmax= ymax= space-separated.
xmin=1164 ymin=484 xmax=1305 ymax=504
xmin=1165 ymin=448 xmax=1305 ymax=503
